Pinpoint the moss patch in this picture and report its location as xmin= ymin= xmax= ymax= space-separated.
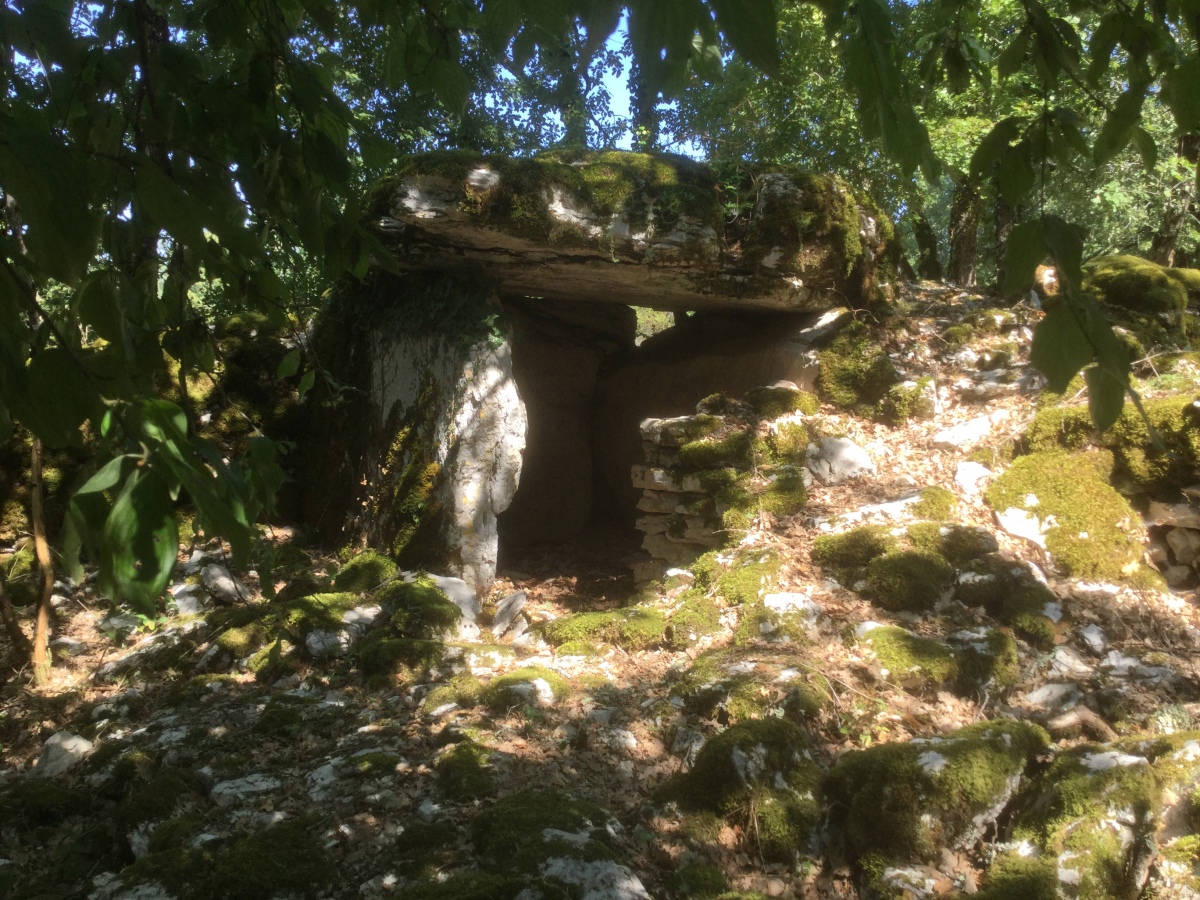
xmin=1025 ymin=395 xmax=1200 ymax=494
xmin=715 ymin=550 xmax=780 ymax=606
xmin=859 ymin=625 xmax=957 ymax=689
xmin=745 ymin=385 xmax=820 ymax=419
xmin=985 ymin=450 xmax=1144 ymax=581
xmin=1084 ymin=254 xmax=1200 ymax=323
xmin=355 ymin=634 xmax=446 ymax=688
xmin=481 ymin=666 xmax=571 ymax=710
xmin=379 ymin=577 xmax=462 ymax=639
xmin=881 ymin=378 xmax=935 ymax=424
xmin=658 ymin=719 xmax=821 ymax=862
xmin=952 ymin=629 xmax=1020 ymax=693
xmin=538 ymin=607 xmax=667 ymax=652
xmin=817 ymin=322 xmax=900 ymax=419
xmin=0 ymin=778 xmax=90 ymax=828
xmin=122 ymin=818 xmax=334 ymax=900
xmin=865 ymin=550 xmax=953 ymax=612
xmin=911 ymin=486 xmax=955 ymax=521
xmin=334 ymin=549 xmax=398 ymax=593
xmin=437 ymin=741 xmax=494 ymax=800
xmin=666 ymin=590 xmax=723 ymax=649
xmin=811 ymin=526 xmax=897 ymax=574
xmin=825 ymin=720 xmax=1049 ymax=866
xmin=472 ymin=789 xmax=616 ymax=874
xmin=954 ymin=557 xmax=1057 ymax=649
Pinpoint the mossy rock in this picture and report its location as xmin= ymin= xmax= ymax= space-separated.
xmin=666 ymin=590 xmax=723 ymax=649
xmin=715 ymin=550 xmax=780 ymax=606
xmin=0 ymin=778 xmax=90 ymax=828
xmin=911 ymin=486 xmax=955 ymax=521
xmin=754 ymin=468 xmax=809 ymax=518
xmin=811 ymin=525 xmax=897 ymax=576
xmin=472 ymin=789 xmax=618 ymax=874
xmin=1009 ymin=732 xmax=1200 ymax=899
xmin=665 ymin=857 xmax=730 ymax=897
xmin=972 ymin=855 xmax=1058 ymax=900
xmin=394 ymin=873 xmax=551 ymax=900
xmin=355 ymin=634 xmax=445 ymax=688
xmin=677 ymin=427 xmax=754 ymax=471
xmin=423 ymin=673 xmax=484 ymax=713
xmin=481 ymin=666 xmax=571 ymax=710
xmin=942 ymin=323 xmax=975 ymax=348
xmin=538 ymin=607 xmax=667 ymax=652
xmin=954 ymin=556 xmax=1057 ymax=649
xmin=280 ymin=592 xmax=363 ymax=637
xmin=881 ymin=378 xmax=935 ymax=424
xmin=115 ymin=767 xmax=202 ymax=832
xmin=865 ymin=550 xmax=953 ymax=612
xmin=817 ymin=322 xmax=900 ymax=419
xmin=671 ymin=649 xmax=817 ymax=722
xmin=1025 ymin=395 xmax=1200 ymax=494
xmin=733 ymin=601 xmax=811 ymax=647
xmin=745 ymin=385 xmax=820 ymax=419
xmin=657 ymin=719 xmax=821 ymax=862
xmin=436 ymin=741 xmax=494 ymax=800
xmin=763 ymin=421 xmax=811 ymax=467
xmin=1083 ymin=254 xmax=1200 ymax=322
xmin=950 ymin=628 xmax=1020 ymax=693
xmin=905 ymin=522 xmax=997 ymax=565
xmin=333 ymin=549 xmax=398 ymax=592
xmin=379 ymin=577 xmax=462 ymax=639
xmin=825 ymin=720 xmax=1049 ymax=866
xmin=858 ymin=625 xmax=957 ymax=689
xmin=985 ymin=450 xmax=1145 ymax=582
xmin=121 ymin=818 xmax=334 ymax=899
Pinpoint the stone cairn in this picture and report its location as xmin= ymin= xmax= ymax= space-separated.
xmin=632 ymin=383 xmax=812 ymax=582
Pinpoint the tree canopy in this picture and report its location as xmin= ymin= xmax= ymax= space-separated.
xmin=1 ymin=0 xmax=1198 ymax=621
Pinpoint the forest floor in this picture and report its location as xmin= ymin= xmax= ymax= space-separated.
xmin=3 ymin=282 xmax=1200 ymax=900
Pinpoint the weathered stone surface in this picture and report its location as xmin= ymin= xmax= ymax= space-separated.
xmin=303 ymin=273 xmax=526 ymax=596
xmin=805 ymin=436 xmax=875 ymax=485
xmin=37 ymin=731 xmax=93 ymax=777
xmin=370 ymin=151 xmax=895 ymax=313
xmin=594 ymin=309 xmax=843 ymax=513
xmin=497 ymin=299 xmax=634 ymax=546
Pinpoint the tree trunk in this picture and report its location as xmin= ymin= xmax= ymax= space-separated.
xmin=912 ymin=210 xmax=943 ymax=281
xmin=1150 ymin=134 xmax=1199 ymax=267
xmin=0 ymin=572 xmax=30 ymax=662
xmin=30 ymin=438 xmax=54 ymax=685
xmin=947 ymin=180 xmax=980 ymax=287
xmin=993 ymin=195 xmax=1018 ymax=289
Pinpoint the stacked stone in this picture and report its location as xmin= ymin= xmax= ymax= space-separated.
xmin=631 ymin=413 xmax=746 ymax=582
xmin=1149 ymin=497 xmax=1200 ymax=588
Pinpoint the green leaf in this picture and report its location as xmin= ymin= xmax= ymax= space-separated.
xmin=1084 ymin=365 xmax=1127 ymax=431
xmin=431 ymin=58 xmax=473 ymax=114
xmin=297 ymin=369 xmax=316 ymax=398
xmin=27 ymin=347 xmax=97 ymax=446
xmin=997 ymin=25 xmax=1031 ymax=77
xmin=78 ymin=454 xmax=139 ymax=496
xmin=1041 ymin=216 xmax=1085 ymax=292
xmin=1129 ymin=126 xmax=1157 ymax=170
xmin=995 ymin=145 xmax=1036 ymax=205
xmin=1031 ymin=303 xmax=1093 ymax=392
xmin=969 ymin=117 xmax=1023 ymax=181
xmin=76 ymin=272 xmax=124 ymax=344
xmin=0 ymin=126 xmax=100 ymax=283
xmin=711 ymin=0 xmax=780 ymax=76
xmin=101 ymin=467 xmax=178 ymax=614
xmin=277 ymin=349 xmax=301 ymax=379
xmin=1002 ymin=220 xmax=1045 ymax=297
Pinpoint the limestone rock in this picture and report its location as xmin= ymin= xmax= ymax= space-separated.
xmin=491 ymin=591 xmax=527 ymax=638
xmin=805 ymin=436 xmax=875 ymax=485
xmin=210 ymin=773 xmax=282 ymax=807
xmin=37 ymin=730 xmax=93 ymax=777
xmin=954 ymin=461 xmax=992 ymax=496
xmin=200 ymin=563 xmax=244 ymax=603
xmin=372 ymin=153 xmax=894 ymax=313
xmin=1167 ymin=528 xmax=1200 ymax=565
xmin=932 ymin=412 xmax=1006 ymax=450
